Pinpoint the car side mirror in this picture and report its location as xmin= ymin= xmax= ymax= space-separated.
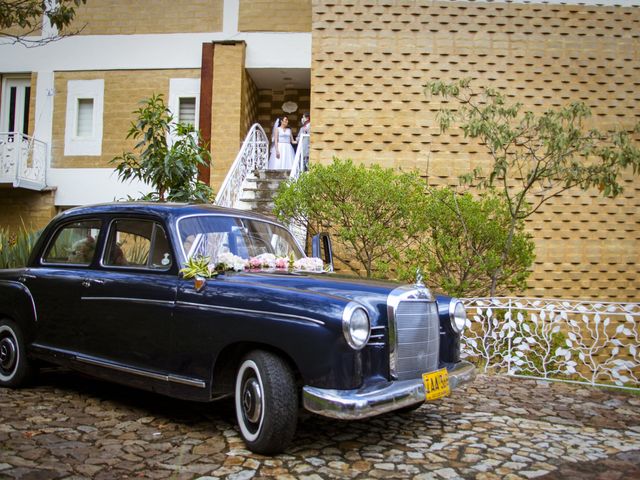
xmin=311 ymin=233 xmax=334 ymax=272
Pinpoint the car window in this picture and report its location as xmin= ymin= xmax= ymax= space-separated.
xmin=43 ymin=220 xmax=102 ymax=265
xmin=179 ymin=215 xmax=303 ymax=261
xmin=104 ymin=219 xmax=172 ymax=270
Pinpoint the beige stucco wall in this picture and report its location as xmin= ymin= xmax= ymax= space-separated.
xmin=239 ymin=0 xmax=311 ymax=32
xmin=210 ymin=42 xmax=247 ymax=191
xmin=51 ymin=69 xmax=200 ymax=169
xmin=311 ymin=0 xmax=640 ymax=300
xmin=71 ymin=0 xmax=224 ymax=35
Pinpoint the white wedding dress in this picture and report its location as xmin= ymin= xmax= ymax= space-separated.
xmin=269 ymin=127 xmax=295 ymax=170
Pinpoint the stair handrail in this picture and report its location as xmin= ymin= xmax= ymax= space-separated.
xmin=215 ymin=123 xmax=269 ymax=208
xmin=288 ymin=133 xmax=309 ymax=183
xmin=287 ymin=133 xmax=310 ymax=248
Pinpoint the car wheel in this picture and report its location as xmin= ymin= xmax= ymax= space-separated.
xmin=0 ymin=318 xmax=35 ymax=388
xmin=234 ymin=350 xmax=297 ymax=454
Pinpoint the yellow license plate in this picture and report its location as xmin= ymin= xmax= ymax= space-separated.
xmin=422 ymin=368 xmax=450 ymax=401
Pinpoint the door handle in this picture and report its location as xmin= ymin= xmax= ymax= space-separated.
xmin=82 ymin=278 xmax=105 ymax=288
xmin=18 ymin=274 xmax=36 ymax=283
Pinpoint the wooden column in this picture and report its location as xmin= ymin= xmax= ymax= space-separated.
xmin=198 ymin=42 xmax=214 ymax=184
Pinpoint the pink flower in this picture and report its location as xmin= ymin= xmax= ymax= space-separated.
xmin=275 ymin=257 xmax=288 ymax=269
xmin=248 ymin=257 xmax=263 ymax=269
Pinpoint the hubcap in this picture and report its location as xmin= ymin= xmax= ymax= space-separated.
xmin=242 ymin=377 xmax=262 ymax=424
xmin=0 ymin=336 xmax=17 ymax=373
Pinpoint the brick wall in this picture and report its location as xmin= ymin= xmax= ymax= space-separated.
xmin=0 ymin=189 xmax=56 ymax=232
xmin=51 ymin=69 xmax=200 ymax=169
xmin=242 ymin=71 xmax=259 ymax=137
xmin=311 ymin=1 xmax=640 ymax=300
xmin=72 ymin=0 xmax=223 ymax=35
xmin=210 ymin=42 xmax=246 ymax=190
xmin=27 ymin=73 xmax=37 ymax=137
xmin=239 ymin=0 xmax=311 ymax=32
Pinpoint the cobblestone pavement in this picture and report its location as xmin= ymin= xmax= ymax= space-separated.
xmin=1 ymin=371 xmax=639 ymax=480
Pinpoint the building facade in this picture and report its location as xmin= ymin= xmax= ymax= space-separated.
xmin=0 ymin=0 xmax=638 ymax=300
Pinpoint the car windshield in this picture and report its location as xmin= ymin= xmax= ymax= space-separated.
xmin=178 ymin=215 xmax=305 ymax=262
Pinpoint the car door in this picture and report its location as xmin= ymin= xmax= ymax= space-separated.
xmin=79 ymin=217 xmax=178 ymax=376
xmin=27 ymin=218 xmax=103 ymax=354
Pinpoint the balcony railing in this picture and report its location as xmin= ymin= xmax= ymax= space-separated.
xmin=461 ymin=297 xmax=640 ymax=391
xmin=0 ymin=132 xmax=48 ymax=190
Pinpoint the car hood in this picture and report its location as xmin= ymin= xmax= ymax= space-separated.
xmin=219 ymin=270 xmax=414 ymax=322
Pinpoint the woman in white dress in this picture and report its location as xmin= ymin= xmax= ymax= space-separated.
xmin=271 ymin=116 xmax=296 ymax=170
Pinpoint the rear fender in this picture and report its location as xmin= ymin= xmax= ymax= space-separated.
xmin=0 ymin=280 xmax=38 ymax=339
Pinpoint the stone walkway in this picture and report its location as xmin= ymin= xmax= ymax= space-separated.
xmin=0 ymin=370 xmax=638 ymax=479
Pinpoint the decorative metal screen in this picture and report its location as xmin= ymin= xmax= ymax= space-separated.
xmin=461 ymin=298 xmax=639 ymax=391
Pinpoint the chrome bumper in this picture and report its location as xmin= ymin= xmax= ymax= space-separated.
xmin=302 ymin=360 xmax=476 ymax=420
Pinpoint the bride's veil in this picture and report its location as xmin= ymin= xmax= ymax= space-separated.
xmin=271 ymin=118 xmax=281 ymax=142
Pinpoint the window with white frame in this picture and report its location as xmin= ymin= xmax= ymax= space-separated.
xmin=178 ymin=97 xmax=197 ymax=126
xmin=64 ymin=79 xmax=104 ymax=156
xmin=169 ymin=78 xmax=200 ymax=138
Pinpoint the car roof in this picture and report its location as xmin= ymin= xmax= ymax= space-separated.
xmin=57 ymin=202 xmax=279 ymax=224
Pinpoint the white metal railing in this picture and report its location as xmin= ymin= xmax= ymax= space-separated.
xmin=0 ymin=132 xmax=48 ymax=190
xmin=461 ymin=297 xmax=640 ymax=391
xmin=215 ymin=123 xmax=269 ymax=208
xmin=288 ymin=133 xmax=310 ymax=246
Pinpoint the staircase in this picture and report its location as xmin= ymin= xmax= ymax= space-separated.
xmin=237 ymin=169 xmax=290 ymax=215
xmin=215 ymin=123 xmax=309 ymax=244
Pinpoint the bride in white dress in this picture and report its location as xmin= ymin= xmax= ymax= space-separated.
xmin=270 ymin=116 xmax=296 ymax=170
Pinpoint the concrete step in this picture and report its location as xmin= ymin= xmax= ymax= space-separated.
xmin=257 ymin=169 xmax=291 ymax=180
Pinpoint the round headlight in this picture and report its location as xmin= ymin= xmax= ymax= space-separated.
xmin=342 ymin=303 xmax=370 ymax=350
xmin=450 ymin=300 xmax=467 ymax=334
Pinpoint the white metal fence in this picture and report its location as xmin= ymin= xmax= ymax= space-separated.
xmin=461 ymin=297 xmax=640 ymax=391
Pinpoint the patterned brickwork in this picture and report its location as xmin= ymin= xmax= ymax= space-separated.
xmin=71 ymin=0 xmax=223 ymax=35
xmin=256 ymin=88 xmax=311 ymax=142
xmin=51 ymin=69 xmax=200 ymax=169
xmin=311 ymin=1 xmax=640 ymax=300
xmin=210 ymin=42 xmax=246 ymax=191
xmin=239 ymin=0 xmax=312 ymax=32
xmin=0 ymin=189 xmax=56 ymax=232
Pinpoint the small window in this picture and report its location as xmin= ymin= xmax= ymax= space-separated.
xmin=178 ymin=97 xmax=196 ymax=126
xmin=76 ymin=98 xmax=94 ymax=137
xmin=104 ymin=219 xmax=172 ymax=270
xmin=43 ymin=220 xmax=102 ymax=265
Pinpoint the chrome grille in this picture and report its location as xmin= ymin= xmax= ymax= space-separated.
xmin=393 ymin=300 xmax=439 ymax=380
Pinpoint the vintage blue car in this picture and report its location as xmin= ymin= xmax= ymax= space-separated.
xmin=0 ymin=203 xmax=474 ymax=454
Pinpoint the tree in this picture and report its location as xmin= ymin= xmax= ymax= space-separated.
xmin=0 ymin=0 xmax=87 ymax=47
xmin=426 ymin=79 xmax=640 ymax=296
xmin=274 ymin=158 xmax=428 ymax=277
xmin=398 ymin=187 xmax=535 ymax=297
xmin=111 ymin=94 xmax=214 ymax=203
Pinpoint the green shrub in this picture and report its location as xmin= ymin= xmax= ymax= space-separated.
xmin=0 ymin=225 xmax=41 ymax=269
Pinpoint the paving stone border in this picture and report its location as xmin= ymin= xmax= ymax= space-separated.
xmin=1 ymin=371 xmax=638 ymax=479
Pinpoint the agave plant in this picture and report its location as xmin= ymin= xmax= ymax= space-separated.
xmin=0 ymin=224 xmax=42 ymax=269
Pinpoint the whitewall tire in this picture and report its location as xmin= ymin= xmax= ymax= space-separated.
xmin=234 ymin=350 xmax=297 ymax=454
xmin=0 ymin=319 xmax=35 ymax=387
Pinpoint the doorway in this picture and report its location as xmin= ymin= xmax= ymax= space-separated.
xmin=1 ymin=76 xmax=31 ymax=135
